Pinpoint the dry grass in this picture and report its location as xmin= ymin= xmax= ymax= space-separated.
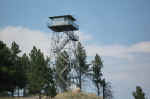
xmin=54 ymin=91 xmax=102 ymax=99
xmin=0 ymin=91 xmax=102 ymax=99
xmin=0 ymin=96 xmax=36 ymax=99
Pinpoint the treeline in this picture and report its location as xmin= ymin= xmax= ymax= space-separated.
xmin=0 ymin=41 xmax=56 ymax=99
xmin=0 ymin=40 xmax=113 ymax=99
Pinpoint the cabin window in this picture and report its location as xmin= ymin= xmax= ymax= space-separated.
xmin=53 ymin=17 xmax=64 ymax=21
xmin=51 ymin=17 xmax=66 ymax=26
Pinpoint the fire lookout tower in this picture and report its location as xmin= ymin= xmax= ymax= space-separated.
xmin=49 ymin=15 xmax=79 ymax=32
xmin=48 ymin=15 xmax=79 ymax=53
xmin=48 ymin=15 xmax=79 ymax=90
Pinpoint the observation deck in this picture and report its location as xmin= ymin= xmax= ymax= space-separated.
xmin=48 ymin=15 xmax=79 ymax=32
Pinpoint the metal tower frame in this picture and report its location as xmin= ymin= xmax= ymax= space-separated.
xmin=48 ymin=15 xmax=79 ymax=91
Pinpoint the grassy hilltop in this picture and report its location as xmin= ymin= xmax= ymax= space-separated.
xmin=54 ymin=91 xmax=102 ymax=99
xmin=0 ymin=91 xmax=102 ymax=99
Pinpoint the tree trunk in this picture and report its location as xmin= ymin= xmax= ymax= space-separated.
xmin=17 ymin=87 xmax=19 ymax=97
xmin=39 ymin=93 xmax=42 ymax=99
xmin=11 ymin=90 xmax=14 ymax=97
xmin=23 ymin=88 xmax=26 ymax=97
xmin=97 ymin=85 xmax=100 ymax=96
xmin=79 ymin=72 xmax=82 ymax=89
xmin=103 ymin=85 xmax=105 ymax=99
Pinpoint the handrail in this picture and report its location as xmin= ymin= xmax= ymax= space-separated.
xmin=48 ymin=20 xmax=79 ymax=30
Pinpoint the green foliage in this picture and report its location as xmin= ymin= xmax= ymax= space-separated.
xmin=0 ymin=40 xmax=115 ymax=99
xmin=44 ymin=72 xmax=57 ymax=98
xmin=74 ymin=42 xmax=89 ymax=89
xmin=102 ymin=79 xmax=113 ymax=99
xmin=11 ymin=42 xmax=21 ymax=55
xmin=75 ymin=42 xmax=88 ymax=72
xmin=133 ymin=86 xmax=145 ymax=99
xmin=11 ymin=42 xmax=28 ymax=91
xmin=0 ymin=41 xmax=56 ymax=97
xmin=44 ymin=58 xmax=57 ymax=98
xmin=28 ymin=46 xmax=57 ymax=98
xmin=0 ymin=41 xmax=26 ymax=95
xmin=55 ymin=51 xmax=70 ymax=92
xmin=92 ymin=54 xmax=103 ymax=96
xmin=0 ymin=41 xmax=13 ymax=92
xmin=10 ymin=42 xmax=28 ymax=95
xmin=91 ymin=54 xmax=113 ymax=99
xmin=20 ymin=54 xmax=30 ymax=83
xmin=19 ymin=53 xmax=30 ymax=96
xmin=28 ymin=46 xmax=47 ymax=94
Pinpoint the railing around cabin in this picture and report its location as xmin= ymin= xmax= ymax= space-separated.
xmin=48 ymin=20 xmax=79 ymax=30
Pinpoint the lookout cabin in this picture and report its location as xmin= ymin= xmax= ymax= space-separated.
xmin=48 ymin=15 xmax=79 ymax=32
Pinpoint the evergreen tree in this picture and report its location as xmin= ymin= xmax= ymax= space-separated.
xmin=0 ymin=41 xmax=56 ymax=98
xmin=11 ymin=42 xmax=21 ymax=56
xmin=28 ymin=46 xmax=49 ymax=99
xmin=133 ymin=86 xmax=145 ymax=99
xmin=0 ymin=41 xmax=26 ymax=96
xmin=0 ymin=41 xmax=14 ymax=93
xmin=11 ymin=42 xmax=26 ymax=96
xmin=74 ymin=42 xmax=89 ymax=89
xmin=102 ymin=79 xmax=113 ymax=99
xmin=91 ymin=54 xmax=103 ymax=96
xmin=20 ymin=53 xmax=30 ymax=96
xmin=55 ymin=51 xmax=70 ymax=92
xmin=44 ymin=61 xmax=57 ymax=98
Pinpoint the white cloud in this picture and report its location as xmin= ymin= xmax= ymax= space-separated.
xmin=103 ymin=60 xmax=150 ymax=99
xmin=85 ymin=42 xmax=150 ymax=59
xmin=1 ymin=26 xmax=150 ymax=59
xmin=129 ymin=42 xmax=150 ymax=53
xmin=84 ymin=39 xmax=150 ymax=99
xmin=0 ymin=26 xmax=92 ymax=56
xmin=77 ymin=31 xmax=93 ymax=41
xmin=0 ymin=26 xmax=150 ymax=99
xmin=0 ymin=26 xmax=50 ymax=56
xmin=85 ymin=44 xmax=129 ymax=58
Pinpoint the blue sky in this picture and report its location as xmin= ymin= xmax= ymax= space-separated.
xmin=0 ymin=0 xmax=150 ymax=99
xmin=1 ymin=0 xmax=150 ymax=44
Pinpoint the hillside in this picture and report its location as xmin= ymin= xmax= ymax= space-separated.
xmin=54 ymin=91 xmax=102 ymax=99
xmin=0 ymin=90 xmax=102 ymax=99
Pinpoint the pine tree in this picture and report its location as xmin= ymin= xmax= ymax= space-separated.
xmin=91 ymin=54 xmax=103 ymax=96
xmin=133 ymin=86 xmax=145 ymax=99
xmin=74 ymin=42 xmax=89 ymax=89
xmin=20 ymin=53 xmax=30 ymax=96
xmin=0 ymin=41 xmax=14 ymax=93
xmin=44 ymin=61 xmax=57 ymax=98
xmin=11 ymin=42 xmax=27 ymax=96
xmin=102 ymin=79 xmax=113 ymax=99
xmin=28 ymin=46 xmax=49 ymax=99
xmin=55 ymin=51 xmax=70 ymax=92
xmin=0 ymin=41 xmax=26 ymax=96
xmin=11 ymin=42 xmax=26 ymax=96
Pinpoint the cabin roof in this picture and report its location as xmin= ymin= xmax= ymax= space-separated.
xmin=49 ymin=15 xmax=76 ymax=21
